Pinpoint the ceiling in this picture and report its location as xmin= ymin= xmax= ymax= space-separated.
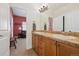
xmin=12 ymin=7 xmax=26 ymax=17
xmin=10 ymin=3 xmax=68 ymax=17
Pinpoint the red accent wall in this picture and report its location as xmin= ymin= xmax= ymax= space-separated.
xmin=13 ymin=15 xmax=26 ymax=36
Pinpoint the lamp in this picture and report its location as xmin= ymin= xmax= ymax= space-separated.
xmin=19 ymin=27 xmax=22 ymax=30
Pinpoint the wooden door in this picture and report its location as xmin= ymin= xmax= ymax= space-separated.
xmin=57 ymin=42 xmax=79 ymax=56
xmin=45 ymin=37 xmax=56 ymax=56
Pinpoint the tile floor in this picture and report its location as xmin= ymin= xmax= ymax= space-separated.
xmin=10 ymin=38 xmax=37 ymax=56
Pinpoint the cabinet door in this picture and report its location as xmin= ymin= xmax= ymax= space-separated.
xmin=35 ymin=35 xmax=39 ymax=53
xmin=32 ymin=34 xmax=38 ymax=52
xmin=32 ymin=34 xmax=35 ymax=50
xmin=45 ymin=38 xmax=56 ymax=56
xmin=57 ymin=42 xmax=79 ymax=56
xmin=38 ymin=36 xmax=46 ymax=56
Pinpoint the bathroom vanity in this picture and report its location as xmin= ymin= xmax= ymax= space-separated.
xmin=32 ymin=31 xmax=79 ymax=56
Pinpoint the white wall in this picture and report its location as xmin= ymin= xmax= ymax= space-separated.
xmin=0 ymin=4 xmax=10 ymax=31
xmin=39 ymin=13 xmax=48 ymax=30
xmin=25 ymin=4 xmax=41 ymax=49
xmin=0 ymin=3 xmax=10 ymax=56
xmin=10 ymin=8 xmax=14 ymax=37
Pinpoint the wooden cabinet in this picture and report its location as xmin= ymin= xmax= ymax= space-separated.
xmin=45 ymin=37 xmax=56 ymax=56
xmin=57 ymin=42 xmax=79 ymax=56
xmin=32 ymin=33 xmax=79 ymax=56
xmin=32 ymin=33 xmax=57 ymax=56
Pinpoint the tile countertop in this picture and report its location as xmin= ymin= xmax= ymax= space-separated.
xmin=33 ymin=31 xmax=79 ymax=48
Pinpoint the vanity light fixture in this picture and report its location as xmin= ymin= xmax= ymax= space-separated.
xmin=39 ymin=4 xmax=48 ymax=13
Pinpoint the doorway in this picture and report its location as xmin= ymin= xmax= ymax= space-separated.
xmin=13 ymin=15 xmax=26 ymax=39
xmin=10 ymin=8 xmax=27 ymax=55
